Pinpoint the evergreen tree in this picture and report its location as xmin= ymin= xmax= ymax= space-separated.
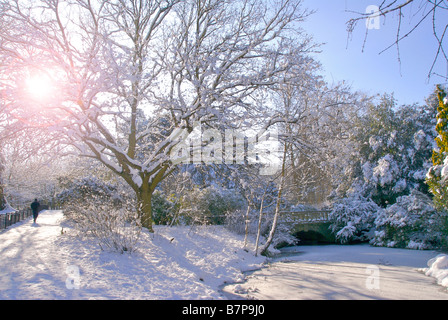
xmin=427 ymin=86 xmax=448 ymax=210
xmin=432 ymin=86 xmax=448 ymax=166
xmin=348 ymin=94 xmax=435 ymax=207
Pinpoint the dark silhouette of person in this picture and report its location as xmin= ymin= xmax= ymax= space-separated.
xmin=31 ymin=199 xmax=40 ymax=223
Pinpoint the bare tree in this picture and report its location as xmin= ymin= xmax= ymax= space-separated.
xmin=346 ymin=0 xmax=448 ymax=80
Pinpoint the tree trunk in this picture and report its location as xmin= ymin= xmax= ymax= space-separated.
xmin=254 ymin=193 xmax=266 ymax=257
xmin=0 ymin=183 xmax=6 ymax=211
xmin=0 ymin=154 xmax=5 ymax=211
xmin=260 ymin=144 xmax=288 ymax=256
xmin=243 ymin=203 xmax=251 ymax=249
xmin=137 ymin=187 xmax=154 ymax=233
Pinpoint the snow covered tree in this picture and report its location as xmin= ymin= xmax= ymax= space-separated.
xmin=0 ymin=0 xmax=315 ymax=231
xmin=329 ymin=195 xmax=381 ymax=244
xmin=254 ymin=68 xmax=365 ymax=253
xmin=327 ymin=92 xmax=439 ymax=246
xmin=346 ymin=94 xmax=435 ymax=207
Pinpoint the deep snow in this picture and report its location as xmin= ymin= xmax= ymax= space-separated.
xmin=1 ymin=210 xmax=447 ymax=300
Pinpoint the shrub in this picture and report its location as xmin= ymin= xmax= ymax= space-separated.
xmin=57 ymin=177 xmax=141 ymax=253
xmin=329 ymin=196 xmax=381 ymax=244
xmin=69 ymin=204 xmax=142 ymax=253
xmin=57 ymin=177 xmax=125 ymax=208
xmin=179 ymin=186 xmax=245 ymax=225
xmin=372 ymin=190 xmax=448 ymax=250
xmin=152 ymin=191 xmax=179 ymax=225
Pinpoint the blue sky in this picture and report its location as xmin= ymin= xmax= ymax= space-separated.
xmin=300 ymin=0 xmax=448 ymax=106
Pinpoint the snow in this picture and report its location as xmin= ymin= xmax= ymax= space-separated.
xmin=0 ymin=203 xmax=17 ymax=215
xmin=440 ymin=157 xmax=448 ymax=177
xmin=129 ymin=167 xmax=143 ymax=188
xmin=0 ymin=211 xmax=265 ymax=300
xmin=373 ymin=154 xmax=399 ymax=187
xmin=99 ymin=154 xmax=123 ymax=174
xmin=1 ymin=210 xmax=447 ymax=300
xmin=222 ymin=245 xmax=448 ymax=300
xmin=420 ymin=254 xmax=448 ymax=289
xmin=392 ymin=179 xmax=407 ymax=193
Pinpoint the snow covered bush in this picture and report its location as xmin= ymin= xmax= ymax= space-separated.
xmin=268 ymin=220 xmax=299 ymax=249
xmin=329 ymin=196 xmax=381 ymax=244
xmin=372 ymin=190 xmax=448 ymax=250
xmin=57 ymin=177 xmax=126 ymax=209
xmin=70 ymin=205 xmax=142 ymax=253
xmin=57 ymin=177 xmax=141 ymax=253
xmin=179 ymin=186 xmax=245 ymax=225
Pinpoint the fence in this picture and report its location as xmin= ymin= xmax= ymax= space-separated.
xmin=0 ymin=208 xmax=34 ymax=230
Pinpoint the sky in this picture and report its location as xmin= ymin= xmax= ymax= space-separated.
xmin=300 ymin=0 xmax=448 ymax=106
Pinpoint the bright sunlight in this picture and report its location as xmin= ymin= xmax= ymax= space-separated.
xmin=25 ymin=73 xmax=54 ymax=102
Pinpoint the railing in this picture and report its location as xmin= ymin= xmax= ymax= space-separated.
xmin=0 ymin=208 xmax=34 ymax=230
xmin=280 ymin=210 xmax=331 ymax=224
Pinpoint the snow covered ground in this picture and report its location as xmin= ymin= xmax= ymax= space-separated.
xmin=421 ymin=254 xmax=448 ymax=290
xmin=0 ymin=203 xmax=17 ymax=214
xmin=222 ymin=245 xmax=448 ymax=300
xmin=1 ymin=210 xmax=447 ymax=300
xmin=0 ymin=210 xmax=265 ymax=300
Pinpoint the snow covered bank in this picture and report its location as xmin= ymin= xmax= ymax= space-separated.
xmin=420 ymin=254 xmax=448 ymax=290
xmin=0 ymin=211 xmax=265 ymax=300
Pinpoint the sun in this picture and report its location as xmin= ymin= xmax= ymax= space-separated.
xmin=25 ymin=73 xmax=54 ymax=101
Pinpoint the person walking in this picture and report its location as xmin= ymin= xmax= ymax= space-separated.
xmin=31 ymin=199 xmax=40 ymax=224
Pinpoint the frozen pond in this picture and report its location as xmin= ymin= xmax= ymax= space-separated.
xmin=222 ymin=244 xmax=448 ymax=300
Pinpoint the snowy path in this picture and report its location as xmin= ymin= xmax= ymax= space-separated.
xmin=0 ymin=210 xmax=71 ymax=299
xmin=222 ymin=245 xmax=448 ymax=300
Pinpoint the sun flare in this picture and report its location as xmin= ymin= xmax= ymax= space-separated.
xmin=25 ymin=74 xmax=54 ymax=101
